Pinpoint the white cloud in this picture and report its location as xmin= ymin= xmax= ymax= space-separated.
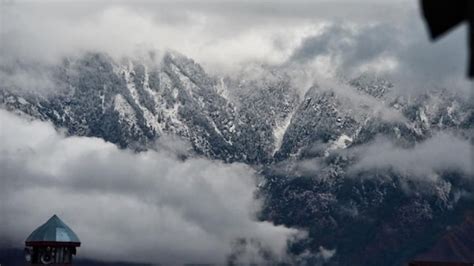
xmin=0 ymin=110 xmax=302 ymax=264
xmin=317 ymin=246 xmax=336 ymax=261
xmin=351 ymin=133 xmax=474 ymax=180
xmin=294 ymin=245 xmax=337 ymax=265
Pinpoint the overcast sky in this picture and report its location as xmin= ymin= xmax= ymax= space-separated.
xmin=0 ymin=0 xmax=470 ymax=95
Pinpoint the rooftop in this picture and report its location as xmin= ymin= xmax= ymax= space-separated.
xmin=25 ymin=215 xmax=80 ymax=244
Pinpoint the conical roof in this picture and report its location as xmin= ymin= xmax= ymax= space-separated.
xmin=26 ymin=215 xmax=80 ymax=244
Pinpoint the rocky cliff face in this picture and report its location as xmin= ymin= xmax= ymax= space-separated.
xmin=1 ymin=52 xmax=473 ymax=265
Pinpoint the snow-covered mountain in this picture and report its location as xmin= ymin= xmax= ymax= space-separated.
xmin=2 ymin=52 xmax=304 ymax=163
xmin=1 ymin=52 xmax=473 ymax=265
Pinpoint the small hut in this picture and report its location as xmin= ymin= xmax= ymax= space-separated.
xmin=25 ymin=215 xmax=81 ymax=265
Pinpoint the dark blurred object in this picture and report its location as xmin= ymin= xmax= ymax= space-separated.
xmin=421 ymin=0 xmax=474 ymax=78
xmin=409 ymin=262 xmax=472 ymax=266
xmin=0 ymin=248 xmax=151 ymax=266
xmin=413 ymin=211 xmax=474 ymax=263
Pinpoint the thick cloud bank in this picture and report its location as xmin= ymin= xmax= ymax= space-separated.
xmin=0 ymin=110 xmax=300 ymax=264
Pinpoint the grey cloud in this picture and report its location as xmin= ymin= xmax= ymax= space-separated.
xmin=2 ymin=0 xmax=470 ymax=97
xmin=0 ymin=62 xmax=60 ymax=95
xmin=293 ymin=246 xmax=337 ymax=266
xmin=0 ymin=110 xmax=302 ymax=264
xmin=317 ymin=246 xmax=336 ymax=261
xmin=269 ymin=132 xmax=473 ymax=197
xmin=287 ymin=17 xmax=470 ymax=95
xmin=289 ymin=24 xmax=398 ymax=67
xmin=351 ymin=133 xmax=474 ymax=180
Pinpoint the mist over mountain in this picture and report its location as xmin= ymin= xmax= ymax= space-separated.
xmin=1 ymin=0 xmax=473 ymax=265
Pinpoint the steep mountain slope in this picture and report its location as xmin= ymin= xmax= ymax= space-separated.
xmin=1 ymin=52 xmax=473 ymax=265
xmin=2 ymin=53 xmax=257 ymax=162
